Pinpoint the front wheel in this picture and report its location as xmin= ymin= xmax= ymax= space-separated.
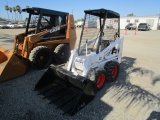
xmin=88 ymin=68 xmax=107 ymax=92
xmin=29 ymin=46 xmax=53 ymax=69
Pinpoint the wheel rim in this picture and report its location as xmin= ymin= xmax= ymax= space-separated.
xmin=62 ymin=52 xmax=65 ymax=56
xmin=112 ymin=66 xmax=118 ymax=78
xmin=60 ymin=50 xmax=70 ymax=62
xmin=96 ymin=73 xmax=105 ymax=88
xmin=37 ymin=52 xmax=50 ymax=67
xmin=61 ymin=51 xmax=66 ymax=60
xmin=40 ymin=56 xmax=44 ymax=60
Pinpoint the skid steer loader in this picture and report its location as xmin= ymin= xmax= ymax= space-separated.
xmin=35 ymin=8 xmax=123 ymax=115
xmin=0 ymin=7 xmax=76 ymax=82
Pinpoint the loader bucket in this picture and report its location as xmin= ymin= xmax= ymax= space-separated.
xmin=35 ymin=66 xmax=95 ymax=116
xmin=0 ymin=47 xmax=27 ymax=82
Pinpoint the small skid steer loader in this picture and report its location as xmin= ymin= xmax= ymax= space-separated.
xmin=35 ymin=8 xmax=123 ymax=115
xmin=0 ymin=7 xmax=76 ymax=82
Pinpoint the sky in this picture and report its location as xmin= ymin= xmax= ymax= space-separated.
xmin=1 ymin=0 xmax=160 ymax=21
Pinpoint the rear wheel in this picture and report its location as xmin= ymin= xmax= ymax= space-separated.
xmin=29 ymin=46 xmax=53 ymax=69
xmin=54 ymin=44 xmax=70 ymax=64
xmin=104 ymin=61 xmax=119 ymax=82
xmin=88 ymin=68 xmax=107 ymax=92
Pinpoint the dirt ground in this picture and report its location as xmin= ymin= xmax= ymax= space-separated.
xmin=0 ymin=28 xmax=160 ymax=120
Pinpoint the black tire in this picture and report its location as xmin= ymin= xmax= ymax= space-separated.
xmin=54 ymin=44 xmax=70 ymax=64
xmin=29 ymin=46 xmax=53 ymax=69
xmin=88 ymin=68 xmax=107 ymax=92
xmin=104 ymin=61 xmax=120 ymax=82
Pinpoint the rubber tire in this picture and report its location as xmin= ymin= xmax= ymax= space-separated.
xmin=29 ymin=46 xmax=53 ymax=69
xmin=54 ymin=44 xmax=70 ymax=64
xmin=104 ymin=61 xmax=120 ymax=82
xmin=88 ymin=68 xmax=107 ymax=92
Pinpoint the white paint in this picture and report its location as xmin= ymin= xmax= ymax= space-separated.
xmin=50 ymin=26 xmax=60 ymax=33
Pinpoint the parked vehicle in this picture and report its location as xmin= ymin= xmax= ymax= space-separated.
xmin=0 ymin=24 xmax=9 ymax=29
xmin=125 ymin=23 xmax=137 ymax=30
xmin=29 ymin=23 xmax=36 ymax=28
xmin=138 ymin=23 xmax=150 ymax=31
xmin=76 ymin=21 xmax=83 ymax=27
xmin=7 ymin=23 xmax=19 ymax=28
xmin=18 ymin=24 xmax=26 ymax=28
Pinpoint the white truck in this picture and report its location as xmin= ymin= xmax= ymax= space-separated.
xmin=76 ymin=21 xmax=83 ymax=27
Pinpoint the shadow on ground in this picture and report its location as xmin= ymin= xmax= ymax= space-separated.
xmin=0 ymin=34 xmax=14 ymax=43
xmin=147 ymin=111 xmax=160 ymax=120
xmin=0 ymin=67 xmax=113 ymax=120
xmin=0 ymin=56 xmax=160 ymax=120
xmin=104 ymin=56 xmax=160 ymax=119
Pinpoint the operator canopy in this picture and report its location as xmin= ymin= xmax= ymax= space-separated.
xmin=84 ymin=8 xmax=120 ymax=18
xmin=22 ymin=7 xmax=69 ymax=16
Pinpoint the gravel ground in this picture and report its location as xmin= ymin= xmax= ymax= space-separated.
xmin=0 ymin=28 xmax=160 ymax=120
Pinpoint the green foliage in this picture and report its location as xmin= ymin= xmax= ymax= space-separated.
xmin=9 ymin=7 xmax=12 ymax=12
xmin=13 ymin=7 xmax=16 ymax=12
xmin=127 ymin=13 xmax=135 ymax=16
xmin=75 ymin=18 xmax=84 ymax=22
xmin=0 ymin=17 xmax=6 ymax=21
xmin=16 ymin=5 xmax=20 ymax=11
xmin=4 ymin=4 xmax=25 ymax=21
xmin=5 ymin=5 xmax=9 ymax=11
xmin=25 ymin=18 xmax=29 ymax=22
xmin=5 ymin=5 xmax=9 ymax=19
xmin=16 ymin=5 xmax=21 ymax=13
xmin=26 ymin=6 xmax=30 ymax=9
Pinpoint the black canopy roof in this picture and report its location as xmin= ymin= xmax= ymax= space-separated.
xmin=22 ymin=7 xmax=69 ymax=16
xmin=84 ymin=8 xmax=120 ymax=18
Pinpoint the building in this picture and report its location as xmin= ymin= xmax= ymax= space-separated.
xmin=0 ymin=21 xmax=9 ymax=24
xmin=120 ymin=16 xmax=160 ymax=30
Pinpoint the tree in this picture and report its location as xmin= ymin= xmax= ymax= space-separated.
xmin=16 ymin=5 xmax=20 ymax=11
xmin=13 ymin=7 xmax=17 ymax=21
xmin=18 ymin=9 xmax=22 ymax=21
xmin=5 ymin=5 xmax=9 ymax=20
xmin=16 ymin=5 xmax=21 ymax=22
xmin=26 ymin=6 xmax=30 ymax=9
xmin=0 ymin=17 xmax=6 ymax=21
xmin=127 ymin=13 xmax=135 ymax=17
xmin=75 ymin=18 xmax=84 ymax=22
xmin=9 ymin=7 xmax=13 ymax=22
xmin=25 ymin=18 xmax=29 ymax=23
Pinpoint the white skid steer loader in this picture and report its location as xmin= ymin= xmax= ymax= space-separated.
xmin=35 ymin=8 xmax=124 ymax=116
